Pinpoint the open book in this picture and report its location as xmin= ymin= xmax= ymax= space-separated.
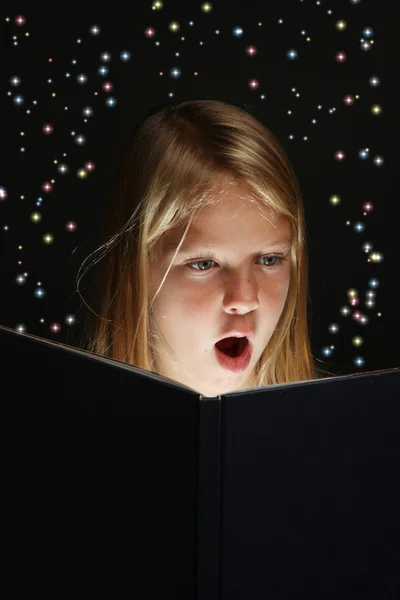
xmin=1 ymin=322 xmax=399 ymax=596
xmin=0 ymin=322 xmax=379 ymax=396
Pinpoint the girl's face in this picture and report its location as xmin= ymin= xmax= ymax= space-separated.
xmin=149 ymin=181 xmax=292 ymax=396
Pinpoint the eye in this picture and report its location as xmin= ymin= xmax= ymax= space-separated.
xmin=259 ymin=255 xmax=285 ymax=267
xmin=187 ymin=259 xmax=216 ymax=271
xmin=186 ymin=255 xmax=287 ymax=271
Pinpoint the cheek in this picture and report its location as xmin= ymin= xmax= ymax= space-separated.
xmin=279 ymin=278 xmax=290 ymax=302
xmin=153 ymin=278 xmax=211 ymax=321
xmin=178 ymin=294 xmax=213 ymax=317
xmin=261 ymin=278 xmax=290 ymax=313
xmin=180 ymin=283 xmax=217 ymax=313
xmin=276 ymin=279 xmax=291 ymax=316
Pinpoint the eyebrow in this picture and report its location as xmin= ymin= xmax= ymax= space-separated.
xmin=164 ymin=236 xmax=292 ymax=255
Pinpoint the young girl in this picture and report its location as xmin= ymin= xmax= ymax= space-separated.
xmin=77 ymin=99 xmax=332 ymax=396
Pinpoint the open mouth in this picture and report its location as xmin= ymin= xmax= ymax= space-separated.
xmin=215 ymin=336 xmax=249 ymax=358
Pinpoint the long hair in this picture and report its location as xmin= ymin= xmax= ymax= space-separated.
xmin=76 ymin=99 xmax=333 ymax=386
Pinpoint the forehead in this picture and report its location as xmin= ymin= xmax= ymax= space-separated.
xmin=161 ymin=185 xmax=291 ymax=254
xmin=196 ymin=196 xmax=286 ymax=226
xmin=194 ymin=181 xmax=289 ymax=230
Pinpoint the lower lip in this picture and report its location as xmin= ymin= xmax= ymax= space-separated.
xmin=214 ymin=340 xmax=252 ymax=374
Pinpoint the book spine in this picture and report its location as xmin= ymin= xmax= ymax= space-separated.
xmin=196 ymin=396 xmax=222 ymax=600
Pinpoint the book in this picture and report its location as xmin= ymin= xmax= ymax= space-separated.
xmin=0 ymin=323 xmax=399 ymax=597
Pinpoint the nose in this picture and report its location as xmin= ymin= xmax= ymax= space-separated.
xmin=222 ymin=272 xmax=260 ymax=314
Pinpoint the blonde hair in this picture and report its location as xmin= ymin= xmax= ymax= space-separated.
xmin=76 ymin=99 xmax=333 ymax=386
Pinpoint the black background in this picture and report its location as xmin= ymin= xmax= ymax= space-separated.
xmin=0 ymin=0 xmax=398 ymax=378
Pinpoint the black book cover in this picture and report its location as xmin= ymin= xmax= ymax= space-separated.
xmin=0 ymin=324 xmax=399 ymax=598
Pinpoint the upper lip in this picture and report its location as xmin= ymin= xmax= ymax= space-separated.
xmin=215 ymin=329 xmax=255 ymax=344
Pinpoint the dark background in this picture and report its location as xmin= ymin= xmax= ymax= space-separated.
xmin=0 ymin=0 xmax=398 ymax=378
